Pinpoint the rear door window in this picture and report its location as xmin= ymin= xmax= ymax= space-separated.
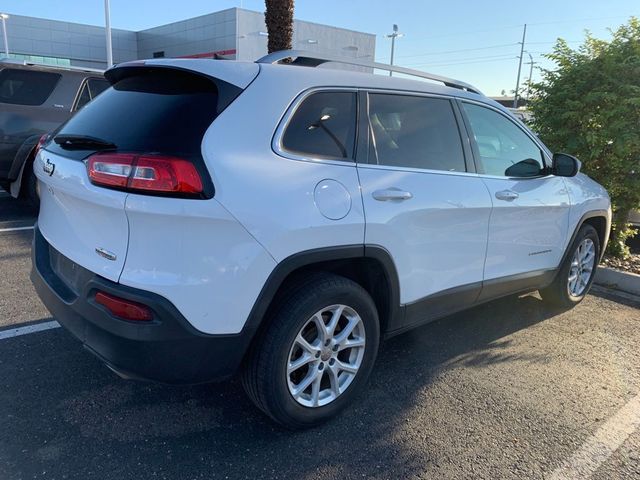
xmin=368 ymin=94 xmax=467 ymax=172
xmin=0 ymin=68 xmax=61 ymax=106
xmin=281 ymin=91 xmax=357 ymax=160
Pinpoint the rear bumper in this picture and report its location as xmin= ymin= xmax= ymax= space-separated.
xmin=30 ymin=225 xmax=252 ymax=384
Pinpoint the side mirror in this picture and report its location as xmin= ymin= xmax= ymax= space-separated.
xmin=552 ymin=153 xmax=581 ymax=177
xmin=504 ymin=158 xmax=543 ymax=178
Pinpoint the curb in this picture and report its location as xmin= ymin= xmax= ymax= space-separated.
xmin=594 ymin=266 xmax=640 ymax=296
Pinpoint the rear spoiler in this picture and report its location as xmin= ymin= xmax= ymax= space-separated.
xmin=106 ymin=59 xmax=259 ymax=89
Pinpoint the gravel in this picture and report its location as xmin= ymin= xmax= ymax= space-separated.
xmin=602 ymin=254 xmax=640 ymax=276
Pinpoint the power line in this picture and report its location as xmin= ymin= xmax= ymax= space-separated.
xmin=396 ymin=42 xmax=518 ymax=59
xmin=404 ymin=53 xmax=518 ymax=67
xmin=525 ymin=15 xmax=635 ymax=27
xmin=394 ymin=24 xmax=523 ymax=42
xmin=404 ymin=57 xmax=519 ymax=68
xmin=380 ymin=15 xmax=634 ymax=44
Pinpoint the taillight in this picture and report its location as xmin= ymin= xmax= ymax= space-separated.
xmin=34 ymin=133 xmax=49 ymax=157
xmin=95 ymin=291 xmax=153 ymax=322
xmin=87 ymin=153 xmax=203 ymax=195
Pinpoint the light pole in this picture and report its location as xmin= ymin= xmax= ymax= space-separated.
xmin=104 ymin=0 xmax=113 ymax=68
xmin=513 ymin=23 xmax=527 ymax=108
xmin=0 ymin=13 xmax=9 ymax=57
xmin=525 ymin=52 xmax=537 ymax=103
xmin=386 ymin=24 xmax=403 ymax=77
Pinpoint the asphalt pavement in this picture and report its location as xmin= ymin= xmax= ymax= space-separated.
xmin=0 ymin=191 xmax=639 ymax=480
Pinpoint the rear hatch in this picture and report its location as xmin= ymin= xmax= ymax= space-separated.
xmin=35 ymin=60 xmax=259 ymax=282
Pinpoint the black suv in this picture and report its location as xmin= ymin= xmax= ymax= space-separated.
xmin=0 ymin=60 xmax=108 ymax=205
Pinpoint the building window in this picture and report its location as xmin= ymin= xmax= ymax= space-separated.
xmin=153 ymin=51 xmax=165 ymax=58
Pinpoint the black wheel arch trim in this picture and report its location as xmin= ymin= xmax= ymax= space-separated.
xmin=8 ymin=134 xmax=41 ymax=182
xmin=242 ymin=244 xmax=403 ymax=340
xmin=561 ymin=209 xmax=610 ymax=267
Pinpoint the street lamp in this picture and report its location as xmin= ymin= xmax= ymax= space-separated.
xmin=386 ymin=24 xmax=403 ymax=77
xmin=104 ymin=0 xmax=113 ymax=68
xmin=1 ymin=13 xmax=9 ymax=57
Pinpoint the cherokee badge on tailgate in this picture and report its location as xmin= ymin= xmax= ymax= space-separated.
xmin=43 ymin=159 xmax=55 ymax=176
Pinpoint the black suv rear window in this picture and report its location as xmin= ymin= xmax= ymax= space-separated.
xmin=53 ymin=68 xmax=223 ymax=158
xmin=0 ymin=68 xmax=61 ymax=106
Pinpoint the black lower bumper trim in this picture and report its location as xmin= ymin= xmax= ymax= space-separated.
xmin=30 ymin=225 xmax=254 ymax=384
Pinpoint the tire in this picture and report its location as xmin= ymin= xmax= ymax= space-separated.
xmin=242 ymin=272 xmax=380 ymax=429
xmin=21 ymin=160 xmax=40 ymax=210
xmin=539 ymin=224 xmax=600 ymax=308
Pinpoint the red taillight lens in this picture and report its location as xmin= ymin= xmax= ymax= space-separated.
xmin=87 ymin=153 xmax=203 ymax=195
xmin=95 ymin=291 xmax=153 ymax=322
xmin=35 ymin=133 xmax=49 ymax=156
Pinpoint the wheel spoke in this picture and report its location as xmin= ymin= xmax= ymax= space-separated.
xmin=295 ymin=333 xmax=319 ymax=355
xmin=327 ymin=366 xmax=341 ymax=396
xmin=336 ymin=359 xmax=358 ymax=375
xmin=327 ymin=305 xmax=344 ymax=337
xmin=310 ymin=371 xmax=323 ymax=406
xmin=288 ymin=353 xmax=314 ymax=374
xmin=312 ymin=313 xmax=330 ymax=344
xmin=569 ymin=277 xmax=578 ymax=295
xmin=338 ymin=337 xmax=365 ymax=351
xmin=292 ymin=369 xmax=318 ymax=398
xmin=334 ymin=316 xmax=360 ymax=344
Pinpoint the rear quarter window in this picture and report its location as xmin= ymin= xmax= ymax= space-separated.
xmin=280 ymin=91 xmax=357 ymax=160
xmin=0 ymin=68 xmax=61 ymax=106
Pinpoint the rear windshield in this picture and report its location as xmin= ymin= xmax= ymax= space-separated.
xmin=0 ymin=68 xmax=61 ymax=105
xmin=52 ymin=68 xmax=222 ymax=158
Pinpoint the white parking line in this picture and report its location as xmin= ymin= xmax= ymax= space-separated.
xmin=0 ymin=321 xmax=60 ymax=340
xmin=548 ymin=393 xmax=640 ymax=479
xmin=0 ymin=225 xmax=35 ymax=233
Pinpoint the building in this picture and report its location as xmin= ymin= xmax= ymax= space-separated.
xmin=0 ymin=8 xmax=375 ymax=70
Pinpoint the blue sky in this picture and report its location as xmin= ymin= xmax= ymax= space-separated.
xmin=1 ymin=0 xmax=638 ymax=95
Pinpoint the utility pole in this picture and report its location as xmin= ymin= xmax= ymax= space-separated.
xmin=525 ymin=52 xmax=537 ymax=103
xmin=386 ymin=24 xmax=403 ymax=77
xmin=0 ymin=14 xmax=9 ymax=57
xmin=513 ymin=23 xmax=527 ymax=108
xmin=104 ymin=0 xmax=113 ymax=68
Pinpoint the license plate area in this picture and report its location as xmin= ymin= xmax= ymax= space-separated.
xmin=49 ymin=245 xmax=86 ymax=296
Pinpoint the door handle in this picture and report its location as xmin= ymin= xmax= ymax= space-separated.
xmin=495 ymin=190 xmax=519 ymax=201
xmin=372 ymin=188 xmax=413 ymax=201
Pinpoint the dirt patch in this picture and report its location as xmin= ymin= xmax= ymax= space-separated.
xmin=602 ymin=253 xmax=640 ymax=276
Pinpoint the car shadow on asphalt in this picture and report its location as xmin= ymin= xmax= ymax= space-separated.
xmin=0 ymin=196 xmax=37 ymax=224
xmin=1 ymin=293 xmax=566 ymax=479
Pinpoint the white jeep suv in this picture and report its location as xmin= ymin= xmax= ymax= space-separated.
xmin=31 ymin=51 xmax=611 ymax=428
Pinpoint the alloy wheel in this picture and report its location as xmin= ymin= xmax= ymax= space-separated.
xmin=567 ymin=238 xmax=596 ymax=297
xmin=286 ymin=304 xmax=366 ymax=408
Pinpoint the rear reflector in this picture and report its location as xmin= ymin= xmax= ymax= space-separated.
xmin=95 ymin=291 xmax=154 ymax=322
xmin=88 ymin=153 xmax=203 ymax=195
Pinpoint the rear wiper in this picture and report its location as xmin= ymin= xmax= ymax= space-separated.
xmin=54 ymin=134 xmax=117 ymax=151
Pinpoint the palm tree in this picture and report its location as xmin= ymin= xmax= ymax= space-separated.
xmin=264 ymin=0 xmax=294 ymax=54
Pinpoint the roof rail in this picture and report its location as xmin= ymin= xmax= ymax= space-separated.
xmin=0 ymin=58 xmax=104 ymax=74
xmin=256 ymin=50 xmax=482 ymax=95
